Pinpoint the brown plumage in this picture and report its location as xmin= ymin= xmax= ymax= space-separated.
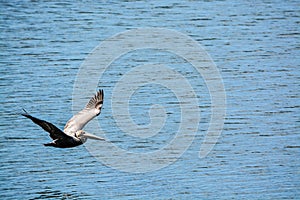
xmin=22 ymin=90 xmax=105 ymax=148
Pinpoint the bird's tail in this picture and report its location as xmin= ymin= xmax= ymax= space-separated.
xmin=44 ymin=139 xmax=58 ymax=147
xmin=44 ymin=142 xmax=55 ymax=147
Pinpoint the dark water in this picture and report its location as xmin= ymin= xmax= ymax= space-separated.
xmin=1 ymin=1 xmax=299 ymax=199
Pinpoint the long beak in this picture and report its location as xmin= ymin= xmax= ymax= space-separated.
xmin=84 ymin=132 xmax=105 ymax=141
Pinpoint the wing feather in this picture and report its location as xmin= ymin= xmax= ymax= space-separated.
xmin=64 ymin=90 xmax=104 ymax=135
xmin=22 ymin=113 xmax=71 ymax=140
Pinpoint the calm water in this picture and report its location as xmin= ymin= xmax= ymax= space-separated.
xmin=1 ymin=0 xmax=299 ymax=199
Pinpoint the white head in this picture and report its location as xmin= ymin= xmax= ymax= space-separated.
xmin=75 ymin=130 xmax=105 ymax=143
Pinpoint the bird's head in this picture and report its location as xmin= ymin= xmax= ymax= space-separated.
xmin=75 ymin=130 xmax=105 ymax=143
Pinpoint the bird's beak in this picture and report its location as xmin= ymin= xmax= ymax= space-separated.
xmin=84 ymin=132 xmax=105 ymax=141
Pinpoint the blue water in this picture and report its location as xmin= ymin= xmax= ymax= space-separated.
xmin=1 ymin=0 xmax=299 ymax=199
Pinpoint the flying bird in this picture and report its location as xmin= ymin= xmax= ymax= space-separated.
xmin=22 ymin=90 xmax=105 ymax=148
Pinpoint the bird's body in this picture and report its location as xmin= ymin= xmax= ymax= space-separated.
xmin=22 ymin=90 xmax=105 ymax=148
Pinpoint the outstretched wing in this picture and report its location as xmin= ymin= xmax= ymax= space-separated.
xmin=64 ymin=90 xmax=104 ymax=135
xmin=22 ymin=112 xmax=71 ymax=140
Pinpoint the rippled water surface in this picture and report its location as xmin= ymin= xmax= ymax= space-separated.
xmin=1 ymin=1 xmax=299 ymax=199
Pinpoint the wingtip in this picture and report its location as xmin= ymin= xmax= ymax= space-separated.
xmin=96 ymin=89 xmax=104 ymax=101
xmin=21 ymin=108 xmax=29 ymax=117
xmin=85 ymin=89 xmax=104 ymax=109
xmin=98 ymin=89 xmax=104 ymax=95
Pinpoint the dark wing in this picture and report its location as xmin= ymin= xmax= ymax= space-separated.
xmin=22 ymin=113 xmax=71 ymax=140
xmin=64 ymin=90 xmax=104 ymax=135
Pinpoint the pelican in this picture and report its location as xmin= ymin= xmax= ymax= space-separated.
xmin=22 ymin=90 xmax=105 ymax=148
